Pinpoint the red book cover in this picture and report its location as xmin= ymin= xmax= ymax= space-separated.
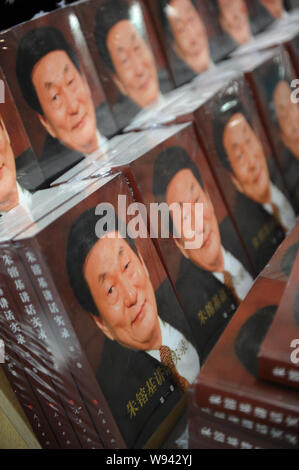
xmin=240 ymin=47 xmax=299 ymax=214
xmin=0 ymin=6 xmax=117 ymax=186
xmin=117 ymin=122 xmax=255 ymax=364
xmin=12 ymin=173 xmax=195 ymax=449
xmin=192 ymin=74 xmax=296 ymax=274
xmin=74 ymin=0 xmax=174 ymax=130
xmin=209 ymin=0 xmax=252 ymax=49
xmin=190 ymin=275 xmax=299 ymax=432
xmin=258 ymin=251 xmax=299 ymax=389
xmin=144 ymin=0 xmax=215 ymax=87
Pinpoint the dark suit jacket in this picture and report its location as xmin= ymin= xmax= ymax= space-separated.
xmin=248 ymin=2 xmax=275 ymax=35
xmin=233 ymin=191 xmax=285 ymax=274
xmin=113 ymin=67 xmax=174 ymax=131
xmin=174 ymin=216 xmax=252 ymax=364
xmin=16 ymin=147 xmax=44 ymax=191
xmin=96 ymin=279 xmax=195 ymax=449
xmin=38 ymin=102 xmax=117 ymax=185
xmin=209 ymin=31 xmax=238 ymax=63
xmin=169 ymin=49 xmax=198 ymax=88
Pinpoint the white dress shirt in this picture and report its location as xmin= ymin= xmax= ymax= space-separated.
xmin=213 ymin=247 xmax=254 ymax=301
xmin=147 ymin=317 xmax=200 ymax=384
xmin=263 ymin=183 xmax=296 ymax=234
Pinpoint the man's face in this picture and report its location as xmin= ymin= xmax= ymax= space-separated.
xmin=260 ymin=0 xmax=283 ymax=19
xmin=32 ymin=50 xmax=98 ymax=155
xmin=223 ymin=112 xmax=271 ymax=204
xmin=274 ymin=80 xmax=299 ymax=148
xmin=166 ymin=168 xmax=223 ymax=272
xmin=167 ymin=0 xmax=210 ymax=74
xmin=0 ymin=118 xmax=18 ymax=212
xmin=218 ymin=0 xmax=251 ymax=45
xmin=84 ymin=232 xmax=160 ymax=351
xmin=106 ymin=20 xmax=159 ymax=108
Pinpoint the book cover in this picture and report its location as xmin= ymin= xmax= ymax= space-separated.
xmin=75 ymin=0 xmax=175 ymax=130
xmin=12 ymin=173 xmax=194 ymax=448
xmin=193 ymin=75 xmax=296 ymax=274
xmin=144 ymin=0 xmax=214 ymax=87
xmin=117 ymin=123 xmax=255 ymax=364
xmin=243 ymin=47 xmax=299 ymax=214
xmin=0 ymin=6 xmax=117 ymax=186
xmin=0 ymin=67 xmax=43 ymax=220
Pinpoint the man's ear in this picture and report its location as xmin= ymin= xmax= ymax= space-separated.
xmin=173 ymin=237 xmax=190 ymax=260
xmin=230 ymin=173 xmax=243 ymax=193
xmin=112 ymin=74 xmax=127 ymax=96
xmin=38 ymin=113 xmax=57 ymax=139
xmin=92 ymin=314 xmax=115 ymax=341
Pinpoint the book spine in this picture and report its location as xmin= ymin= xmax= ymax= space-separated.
xmin=0 ymin=273 xmax=59 ymax=449
xmin=189 ymin=414 xmax=280 ymax=449
xmin=12 ymin=241 xmax=104 ymax=449
xmin=191 ymin=381 xmax=299 ymax=433
xmin=0 ymin=243 xmax=82 ymax=449
xmin=18 ymin=237 xmax=126 ymax=449
xmin=195 ymin=406 xmax=299 ymax=449
xmin=259 ymin=355 xmax=299 ymax=391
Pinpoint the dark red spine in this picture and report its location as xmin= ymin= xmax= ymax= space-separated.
xmin=17 ymin=237 xmax=126 ymax=449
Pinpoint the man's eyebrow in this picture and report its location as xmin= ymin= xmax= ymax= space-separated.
xmin=44 ymin=81 xmax=53 ymax=90
xmin=98 ymin=273 xmax=106 ymax=284
xmin=118 ymin=246 xmax=124 ymax=257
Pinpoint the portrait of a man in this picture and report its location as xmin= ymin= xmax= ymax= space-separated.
xmin=66 ymin=208 xmax=199 ymax=446
xmin=152 ymin=146 xmax=253 ymax=361
xmin=16 ymin=26 xmax=109 ymax=182
xmin=213 ymin=96 xmax=296 ymax=234
xmin=94 ymin=0 xmax=161 ymax=111
xmin=215 ymin=0 xmax=251 ymax=45
xmin=255 ymin=58 xmax=299 ymax=214
xmin=0 ymin=113 xmax=32 ymax=215
xmin=158 ymin=0 xmax=211 ymax=85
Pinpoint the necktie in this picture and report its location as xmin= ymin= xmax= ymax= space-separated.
xmin=270 ymin=202 xmax=286 ymax=234
xmin=223 ymin=271 xmax=242 ymax=305
xmin=160 ymin=345 xmax=190 ymax=392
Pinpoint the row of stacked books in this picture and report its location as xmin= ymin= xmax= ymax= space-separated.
xmin=0 ymin=0 xmax=298 ymax=449
xmin=188 ymin=222 xmax=299 ymax=449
